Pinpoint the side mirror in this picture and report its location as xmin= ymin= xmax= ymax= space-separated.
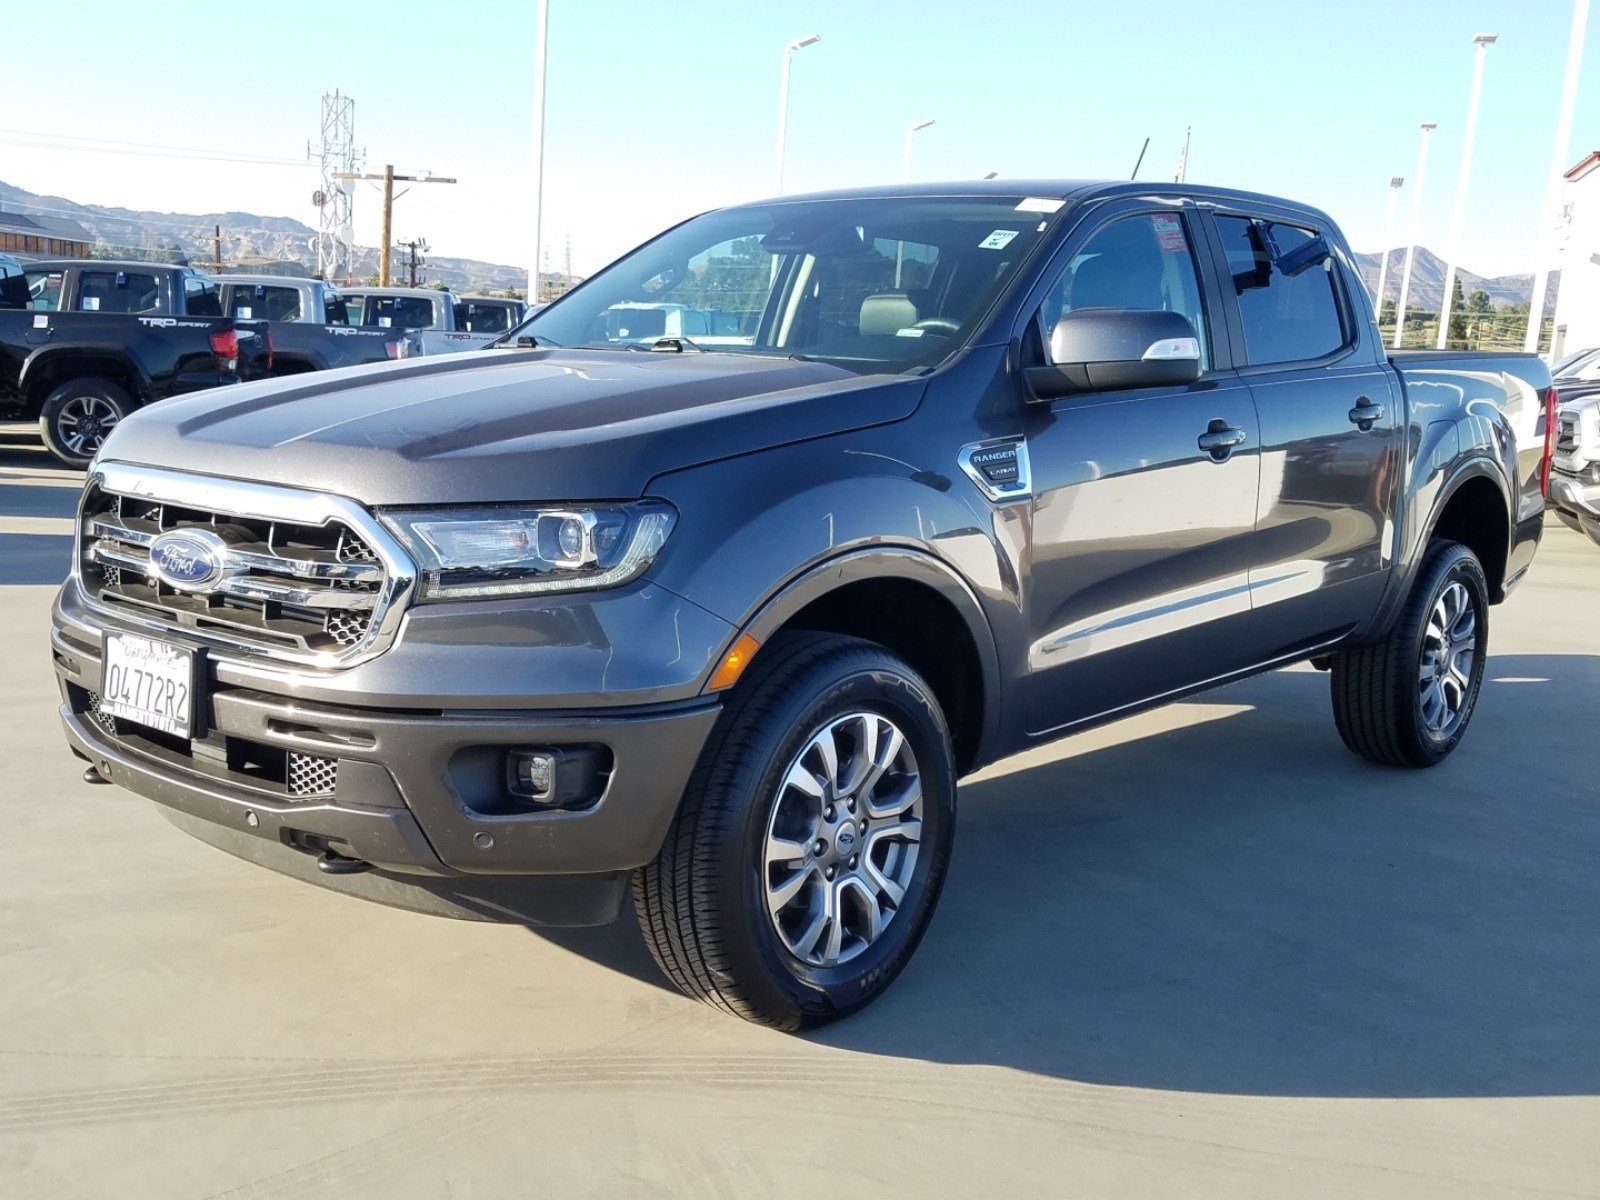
xmin=1024 ymin=309 xmax=1201 ymax=403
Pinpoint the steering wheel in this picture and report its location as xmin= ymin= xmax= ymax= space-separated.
xmin=910 ymin=317 xmax=960 ymax=337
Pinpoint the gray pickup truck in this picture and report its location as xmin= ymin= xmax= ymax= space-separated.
xmin=52 ymin=181 xmax=1555 ymax=1028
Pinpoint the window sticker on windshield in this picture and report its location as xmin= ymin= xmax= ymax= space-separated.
xmin=1016 ymin=197 xmax=1065 ymax=213
xmin=33 ymin=314 xmax=47 ymax=329
xmin=980 ymin=229 xmax=1020 ymax=250
xmin=895 ymin=328 xmax=926 ymax=338
xmin=1152 ymin=214 xmax=1188 ymax=253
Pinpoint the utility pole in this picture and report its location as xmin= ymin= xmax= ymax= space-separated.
xmin=1525 ymin=0 xmax=1590 ymax=353
xmin=1437 ymin=34 xmax=1497 ymax=349
xmin=397 ymin=238 xmax=429 ymax=286
xmin=333 ymin=165 xmax=455 ymax=286
xmin=1394 ymin=121 xmax=1437 ymax=349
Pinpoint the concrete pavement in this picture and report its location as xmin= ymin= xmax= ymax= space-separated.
xmin=1 ymin=427 xmax=1596 ymax=1198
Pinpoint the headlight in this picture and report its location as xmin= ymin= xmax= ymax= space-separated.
xmin=379 ymin=501 xmax=675 ymax=600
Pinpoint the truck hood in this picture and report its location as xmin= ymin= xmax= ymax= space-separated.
xmin=100 ymin=347 xmax=926 ymax=505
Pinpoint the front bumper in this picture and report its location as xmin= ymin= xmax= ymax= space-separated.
xmin=52 ymin=585 xmax=725 ymax=892
xmin=1549 ymin=468 xmax=1600 ymax=520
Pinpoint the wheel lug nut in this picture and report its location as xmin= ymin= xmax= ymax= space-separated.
xmin=825 ymin=866 xmax=836 ymax=880
xmin=824 ymin=806 xmax=835 ymax=821
xmin=849 ymin=856 xmax=858 ymax=869
xmin=813 ymin=839 xmax=826 ymax=855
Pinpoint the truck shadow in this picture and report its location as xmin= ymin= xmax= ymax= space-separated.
xmin=546 ymin=653 xmax=1600 ymax=1098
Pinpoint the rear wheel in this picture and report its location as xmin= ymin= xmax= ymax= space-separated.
xmin=39 ymin=379 xmax=134 ymax=468
xmin=634 ymin=632 xmax=956 ymax=1029
xmin=1330 ymin=540 xmax=1489 ymax=768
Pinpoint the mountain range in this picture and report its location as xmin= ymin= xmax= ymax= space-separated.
xmin=0 ymin=179 xmax=1555 ymax=311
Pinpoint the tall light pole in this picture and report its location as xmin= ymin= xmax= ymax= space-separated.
xmin=1525 ymin=0 xmax=1591 ymax=353
xmin=773 ymin=34 xmax=820 ymax=195
xmin=528 ymin=0 xmax=550 ymax=304
xmin=901 ymin=118 xmax=936 ymax=182
xmin=1373 ymin=175 xmax=1404 ymax=315
xmin=1437 ymin=34 xmax=1497 ymax=349
xmin=1394 ymin=121 xmax=1437 ymax=349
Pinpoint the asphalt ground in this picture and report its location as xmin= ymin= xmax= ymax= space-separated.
xmin=1 ymin=422 xmax=1596 ymax=1198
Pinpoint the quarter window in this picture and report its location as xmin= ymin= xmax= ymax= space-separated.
xmin=1215 ymin=216 xmax=1345 ymax=365
xmin=1040 ymin=213 xmax=1209 ymax=369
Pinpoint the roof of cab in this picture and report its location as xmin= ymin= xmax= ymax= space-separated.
xmin=22 ymin=258 xmax=193 ymax=275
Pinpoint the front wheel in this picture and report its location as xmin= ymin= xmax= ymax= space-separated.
xmin=1330 ymin=540 xmax=1490 ymax=768
xmin=634 ymin=632 xmax=956 ymax=1029
xmin=39 ymin=379 xmax=134 ymax=468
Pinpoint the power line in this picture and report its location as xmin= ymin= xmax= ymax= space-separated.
xmin=0 ymin=127 xmax=304 ymax=167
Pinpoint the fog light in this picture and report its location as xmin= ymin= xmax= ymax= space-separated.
xmin=504 ymin=746 xmax=608 ymax=809
xmin=510 ymin=750 xmax=556 ymax=802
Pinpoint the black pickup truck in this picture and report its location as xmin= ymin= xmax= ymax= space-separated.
xmin=0 ymin=259 xmax=269 ymax=466
xmin=52 ymin=182 xmax=1555 ymax=1028
xmin=217 ymin=275 xmax=399 ymax=376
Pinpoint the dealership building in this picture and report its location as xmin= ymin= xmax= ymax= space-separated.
xmin=1554 ymin=151 xmax=1600 ymax=359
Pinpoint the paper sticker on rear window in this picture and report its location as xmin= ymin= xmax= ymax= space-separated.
xmin=1152 ymin=214 xmax=1188 ymax=253
xmin=1016 ymin=197 xmax=1065 ymax=213
xmin=980 ymin=229 xmax=1019 ymax=250
xmin=82 ymin=296 xmax=100 ymax=311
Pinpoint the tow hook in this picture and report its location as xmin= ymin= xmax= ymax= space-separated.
xmin=316 ymin=849 xmax=375 ymax=876
xmin=83 ymin=765 xmax=111 ymax=785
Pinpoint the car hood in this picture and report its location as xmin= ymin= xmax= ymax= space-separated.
xmin=100 ymin=347 xmax=926 ymax=505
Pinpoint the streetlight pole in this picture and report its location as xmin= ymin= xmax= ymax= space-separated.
xmin=1524 ymin=0 xmax=1590 ymax=354
xmin=528 ymin=0 xmax=550 ymax=304
xmin=1373 ymin=175 xmax=1404 ymax=315
xmin=897 ymin=119 xmax=935 ymax=287
xmin=1437 ymin=34 xmax=1497 ymax=350
xmin=773 ymin=34 xmax=820 ymax=196
xmin=1394 ymin=121 xmax=1437 ymax=350
xmin=901 ymin=118 xmax=935 ymax=183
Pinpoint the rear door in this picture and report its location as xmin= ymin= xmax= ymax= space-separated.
xmin=1202 ymin=208 xmax=1401 ymax=654
xmin=1018 ymin=201 xmax=1263 ymax=735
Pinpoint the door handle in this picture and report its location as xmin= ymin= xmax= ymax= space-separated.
xmin=1348 ymin=396 xmax=1385 ymax=430
xmin=1198 ymin=419 xmax=1247 ymax=461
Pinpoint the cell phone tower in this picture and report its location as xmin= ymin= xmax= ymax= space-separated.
xmin=309 ymin=91 xmax=361 ymax=282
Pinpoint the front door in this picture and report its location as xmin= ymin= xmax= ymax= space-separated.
xmin=1020 ymin=205 xmax=1262 ymax=736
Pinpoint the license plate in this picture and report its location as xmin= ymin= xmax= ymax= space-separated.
xmin=101 ymin=633 xmax=195 ymax=739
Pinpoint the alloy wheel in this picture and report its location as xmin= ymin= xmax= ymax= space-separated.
xmin=57 ymin=395 xmax=122 ymax=457
xmin=1418 ymin=580 xmax=1477 ymax=735
xmin=763 ymin=711 xmax=923 ymax=968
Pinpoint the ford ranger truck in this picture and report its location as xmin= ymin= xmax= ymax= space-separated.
xmin=51 ymin=182 xmax=1555 ymax=1028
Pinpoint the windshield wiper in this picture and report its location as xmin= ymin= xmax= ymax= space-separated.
xmin=503 ymin=333 xmax=561 ymax=349
xmin=647 ymin=336 xmax=705 ymax=353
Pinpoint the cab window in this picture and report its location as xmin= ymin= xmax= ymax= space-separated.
xmin=1039 ymin=213 xmax=1210 ymax=369
xmin=77 ymin=270 xmax=161 ymax=314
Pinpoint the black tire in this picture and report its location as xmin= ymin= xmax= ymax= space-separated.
xmin=634 ymin=631 xmax=956 ymax=1029
xmin=1330 ymin=540 xmax=1490 ymax=768
xmin=39 ymin=378 xmax=134 ymax=468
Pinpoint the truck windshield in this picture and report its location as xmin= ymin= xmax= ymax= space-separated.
xmin=515 ymin=195 xmax=1059 ymax=372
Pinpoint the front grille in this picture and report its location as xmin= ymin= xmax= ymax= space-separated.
xmin=287 ymin=751 xmax=338 ymax=798
xmin=78 ymin=466 xmax=410 ymax=665
xmin=1557 ymin=417 xmax=1578 ymax=454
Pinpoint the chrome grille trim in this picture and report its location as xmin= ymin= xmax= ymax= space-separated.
xmin=77 ymin=463 xmax=417 ymax=669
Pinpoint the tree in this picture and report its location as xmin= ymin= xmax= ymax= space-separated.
xmin=1467 ymin=289 xmax=1492 ymax=316
xmin=1448 ymin=277 xmax=1468 ymax=345
xmin=1379 ymin=297 xmax=1397 ymax=326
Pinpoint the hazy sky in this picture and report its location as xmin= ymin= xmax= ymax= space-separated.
xmin=2 ymin=0 xmax=1595 ymax=279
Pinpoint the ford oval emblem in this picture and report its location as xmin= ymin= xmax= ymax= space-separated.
xmin=147 ymin=528 xmax=230 ymax=592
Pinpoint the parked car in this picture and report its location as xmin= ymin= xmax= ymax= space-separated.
xmin=1549 ymin=389 xmax=1600 ymax=548
xmin=1 ymin=259 xmax=268 ymax=466
xmin=52 ymin=181 xmax=1554 ymax=1028
xmin=217 ymin=275 xmax=399 ymax=376
xmin=383 ymin=292 xmax=530 ymax=359
xmin=339 ymin=285 xmax=457 ymax=331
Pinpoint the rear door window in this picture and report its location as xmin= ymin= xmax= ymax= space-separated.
xmin=361 ymin=295 xmax=437 ymax=329
xmin=76 ymin=270 xmax=162 ymax=314
xmin=184 ymin=275 xmax=222 ymax=316
xmin=24 ymin=270 xmax=64 ymax=310
xmin=1214 ymin=216 xmax=1346 ymax=365
xmin=228 ymin=285 xmax=302 ymax=322
xmin=460 ymin=302 xmax=513 ymax=333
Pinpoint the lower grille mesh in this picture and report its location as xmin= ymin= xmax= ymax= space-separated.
xmin=287 ymin=752 xmax=338 ymax=798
